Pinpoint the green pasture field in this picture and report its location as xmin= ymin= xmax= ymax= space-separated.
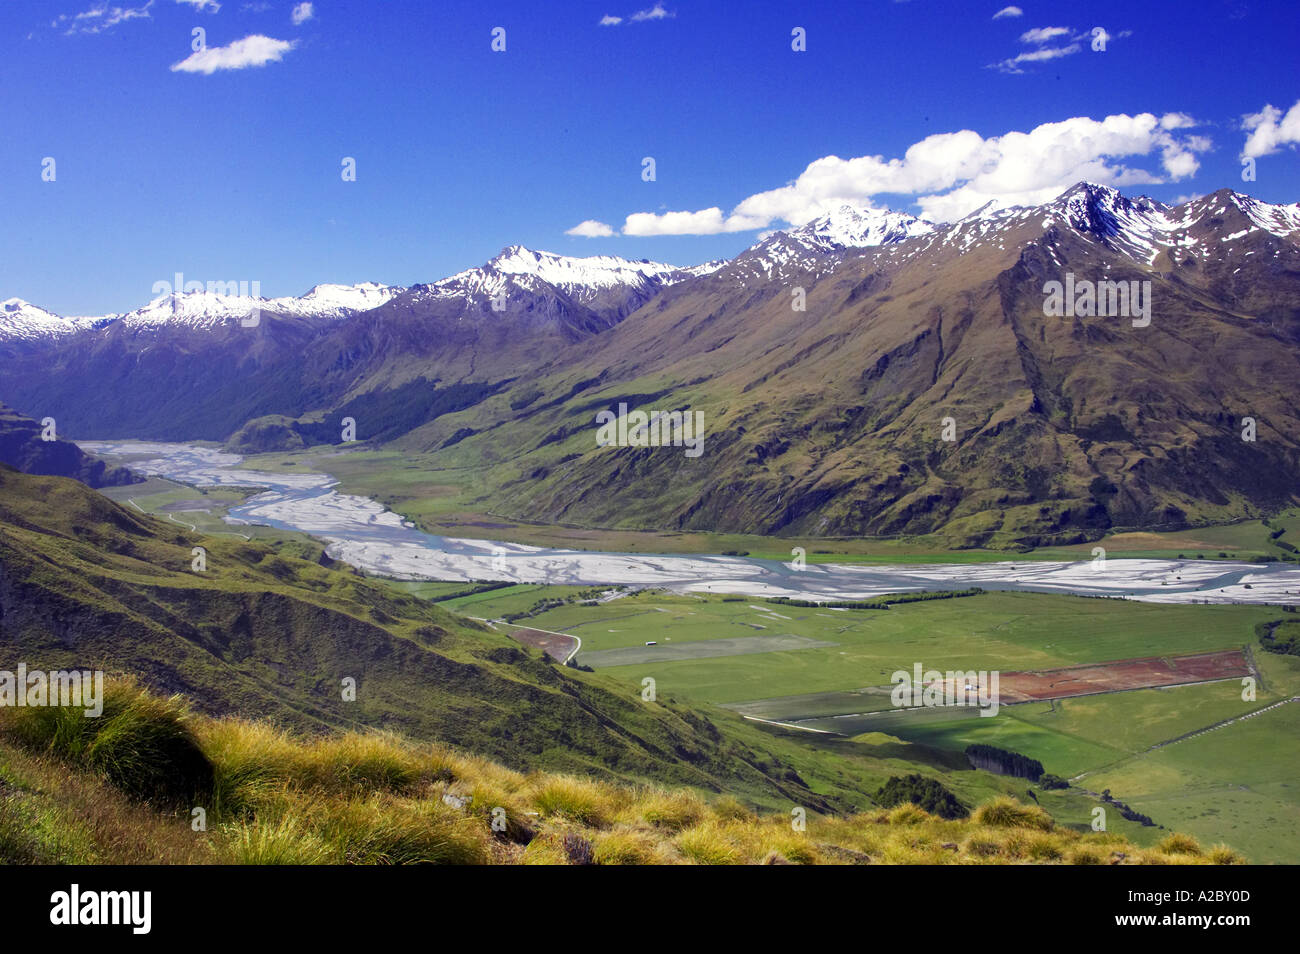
xmin=374 ymin=579 xmax=492 ymax=601
xmin=580 ymin=634 xmax=838 ymax=668
xmin=435 ymin=583 xmax=601 ymax=616
xmin=522 ymin=590 xmax=1274 ymax=705
xmin=1083 ymin=700 xmax=1300 ymax=864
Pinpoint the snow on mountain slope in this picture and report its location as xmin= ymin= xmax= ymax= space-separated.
xmin=732 ymin=205 xmax=935 ymax=281
xmin=119 ymin=291 xmax=267 ymax=330
xmin=875 ymin=182 xmax=1300 ymax=272
xmin=0 ymin=299 xmax=99 ymax=342
xmin=292 ymin=282 xmax=404 ymax=316
xmin=119 ymin=282 xmax=405 ymax=329
xmin=1229 ymin=192 xmax=1300 ymax=237
xmin=795 ymin=204 xmax=936 ymax=250
xmin=424 ymin=246 xmax=708 ymax=307
xmin=1044 ymin=183 xmax=1300 ymax=265
xmin=0 ymin=283 xmax=405 ymax=340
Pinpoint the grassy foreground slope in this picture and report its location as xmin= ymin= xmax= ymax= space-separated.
xmin=0 ymin=681 xmax=1241 ymax=865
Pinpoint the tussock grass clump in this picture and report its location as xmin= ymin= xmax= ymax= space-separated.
xmin=198 ymin=719 xmax=304 ymax=816
xmin=591 ymin=828 xmax=669 ymax=865
xmin=529 ymin=775 xmax=623 ymax=827
xmin=1066 ymin=845 xmax=1105 ymax=865
xmin=295 ymin=731 xmax=426 ymax=794
xmin=887 ymin=803 xmax=934 ymax=826
xmin=962 ymin=836 xmax=1002 ymax=858
xmin=634 ymin=789 xmax=706 ymax=832
xmin=312 ymin=795 xmax=492 ymax=865
xmin=1206 ymin=845 xmax=1246 ymax=865
xmin=753 ymin=831 xmax=820 ymax=865
xmin=0 ymin=679 xmax=212 ymax=803
xmin=519 ymin=833 xmax=571 ymax=865
xmin=223 ymin=815 xmax=335 ymax=865
xmin=711 ymin=795 xmax=756 ymax=823
xmin=200 ymin=720 xmax=428 ymax=803
xmin=1023 ymin=832 xmax=1066 ymax=862
xmin=972 ymin=796 xmax=1054 ymax=832
xmin=1156 ymin=832 xmax=1202 ymax=856
xmin=676 ymin=823 xmax=743 ymax=865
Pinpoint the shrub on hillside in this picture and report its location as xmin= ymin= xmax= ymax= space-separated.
xmin=874 ymin=774 xmax=968 ymax=819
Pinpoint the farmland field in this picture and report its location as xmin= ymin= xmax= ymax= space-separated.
xmin=513 ymin=589 xmax=1276 ymax=704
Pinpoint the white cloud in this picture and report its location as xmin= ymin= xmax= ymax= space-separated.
xmin=583 ymin=112 xmax=1210 ymax=235
xmin=175 ymin=0 xmax=220 ymax=12
xmin=992 ymin=6 xmax=1023 ymax=18
xmin=565 ymin=220 xmax=617 ymax=238
xmin=170 ymin=33 xmax=295 ymax=73
xmin=624 ymin=208 xmax=765 ymax=236
xmin=1241 ymin=99 xmax=1300 ymax=159
xmin=291 ymin=2 xmax=313 ymax=25
xmin=601 ymin=4 xmax=673 ymax=26
xmin=1160 ymin=112 xmax=1198 ymax=130
xmin=993 ymin=43 xmax=1081 ymax=72
xmin=991 ymin=24 xmax=1128 ymax=73
xmin=631 ymin=3 xmax=673 ymax=21
xmin=56 ymin=2 xmax=154 ymax=35
xmin=1019 ymin=26 xmax=1070 ymax=44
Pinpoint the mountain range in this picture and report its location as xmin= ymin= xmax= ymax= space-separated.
xmin=3 ymin=182 xmax=1298 ymax=546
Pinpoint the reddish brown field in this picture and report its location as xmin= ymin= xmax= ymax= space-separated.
xmin=999 ymin=649 xmax=1251 ymax=703
xmin=509 ymin=627 xmax=578 ymax=663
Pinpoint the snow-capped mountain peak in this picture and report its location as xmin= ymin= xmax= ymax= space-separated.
xmin=114 ymin=282 xmax=406 ymax=329
xmin=732 ymin=203 xmax=934 ymax=281
xmin=0 ymin=298 xmax=96 ymax=342
xmin=122 ymin=291 xmax=264 ymax=329
xmin=1032 ymin=182 xmax=1300 ymax=265
xmin=425 ymin=246 xmax=702 ymax=306
xmin=790 ymin=204 xmax=936 ymax=251
xmin=1 ymin=283 xmax=406 ymax=341
xmin=296 ymin=281 xmax=403 ymax=313
xmin=1219 ymin=190 xmax=1300 ymax=238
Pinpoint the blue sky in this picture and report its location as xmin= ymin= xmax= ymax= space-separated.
xmin=2 ymin=0 xmax=1298 ymax=315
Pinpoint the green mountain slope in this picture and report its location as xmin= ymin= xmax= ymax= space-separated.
xmin=0 ymin=403 xmax=139 ymax=488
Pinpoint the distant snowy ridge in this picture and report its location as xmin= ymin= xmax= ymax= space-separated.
xmin=0 ymin=299 xmax=100 ymax=342
xmin=422 ymin=245 xmax=721 ymax=306
xmin=0 ymin=282 xmax=405 ymax=340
